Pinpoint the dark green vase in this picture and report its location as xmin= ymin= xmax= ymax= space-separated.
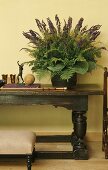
xmin=51 ymin=74 xmax=77 ymax=89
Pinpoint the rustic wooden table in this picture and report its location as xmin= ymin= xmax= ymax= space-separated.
xmin=0 ymin=84 xmax=103 ymax=160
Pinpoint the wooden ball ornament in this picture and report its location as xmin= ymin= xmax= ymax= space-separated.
xmin=24 ymin=74 xmax=35 ymax=85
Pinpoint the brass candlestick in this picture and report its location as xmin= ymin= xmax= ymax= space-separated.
xmin=2 ymin=74 xmax=8 ymax=84
xmin=10 ymin=74 xmax=16 ymax=84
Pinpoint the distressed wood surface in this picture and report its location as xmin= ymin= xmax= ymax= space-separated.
xmin=0 ymin=84 xmax=104 ymax=160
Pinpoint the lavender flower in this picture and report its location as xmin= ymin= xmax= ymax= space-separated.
xmin=35 ymin=19 xmax=44 ymax=33
xmin=74 ymin=17 xmax=84 ymax=36
xmin=47 ymin=17 xmax=57 ymax=34
xmin=41 ymin=20 xmax=47 ymax=32
xmin=55 ymin=14 xmax=61 ymax=34
xmin=67 ymin=17 xmax=72 ymax=32
xmin=90 ymin=31 xmax=100 ymax=41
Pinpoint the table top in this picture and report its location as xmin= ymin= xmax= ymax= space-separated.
xmin=0 ymin=84 xmax=103 ymax=110
xmin=0 ymin=84 xmax=104 ymax=96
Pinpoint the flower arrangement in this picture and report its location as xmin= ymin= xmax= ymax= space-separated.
xmin=22 ymin=15 xmax=106 ymax=81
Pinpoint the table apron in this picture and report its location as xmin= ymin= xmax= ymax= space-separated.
xmin=0 ymin=95 xmax=88 ymax=111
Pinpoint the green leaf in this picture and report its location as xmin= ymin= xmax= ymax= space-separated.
xmin=87 ymin=61 xmax=97 ymax=72
xmin=46 ymin=49 xmax=62 ymax=58
xmin=50 ymin=57 xmax=63 ymax=64
xmin=47 ymin=64 xmax=65 ymax=72
xmin=74 ymin=61 xmax=88 ymax=74
xmin=60 ymin=69 xmax=75 ymax=80
xmin=75 ymin=54 xmax=86 ymax=62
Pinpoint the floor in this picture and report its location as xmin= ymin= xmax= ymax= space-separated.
xmin=0 ymin=141 xmax=107 ymax=170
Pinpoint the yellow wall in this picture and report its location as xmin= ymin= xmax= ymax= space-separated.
xmin=0 ymin=0 xmax=108 ymax=133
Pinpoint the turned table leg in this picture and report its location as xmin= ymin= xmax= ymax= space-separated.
xmin=71 ymin=110 xmax=88 ymax=160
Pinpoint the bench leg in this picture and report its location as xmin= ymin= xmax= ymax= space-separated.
xmin=27 ymin=155 xmax=32 ymax=170
xmin=32 ymin=147 xmax=35 ymax=163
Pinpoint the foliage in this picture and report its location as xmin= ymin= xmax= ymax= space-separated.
xmin=22 ymin=15 xmax=106 ymax=80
